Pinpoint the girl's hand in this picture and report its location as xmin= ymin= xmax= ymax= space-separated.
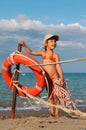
xmin=19 ymin=40 xmax=25 ymax=46
xmin=59 ymin=78 xmax=64 ymax=86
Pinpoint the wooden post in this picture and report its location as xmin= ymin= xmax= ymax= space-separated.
xmin=10 ymin=43 xmax=22 ymax=119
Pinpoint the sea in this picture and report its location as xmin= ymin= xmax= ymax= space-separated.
xmin=0 ymin=72 xmax=86 ymax=111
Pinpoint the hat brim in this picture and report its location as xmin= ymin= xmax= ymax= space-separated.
xmin=43 ymin=34 xmax=60 ymax=47
xmin=48 ymin=35 xmax=59 ymax=41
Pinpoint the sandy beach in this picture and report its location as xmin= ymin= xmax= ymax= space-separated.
xmin=0 ymin=108 xmax=86 ymax=130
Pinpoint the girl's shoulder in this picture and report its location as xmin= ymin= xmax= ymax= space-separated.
xmin=53 ymin=52 xmax=59 ymax=57
xmin=53 ymin=52 xmax=60 ymax=61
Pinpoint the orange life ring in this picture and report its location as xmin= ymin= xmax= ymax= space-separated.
xmin=2 ymin=53 xmax=46 ymax=97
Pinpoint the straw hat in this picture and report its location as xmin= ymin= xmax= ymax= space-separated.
xmin=43 ymin=34 xmax=59 ymax=45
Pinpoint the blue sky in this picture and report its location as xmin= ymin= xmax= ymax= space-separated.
xmin=0 ymin=0 xmax=86 ymax=72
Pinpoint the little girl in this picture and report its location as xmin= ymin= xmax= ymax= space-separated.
xmin=19 ymin=34 xmax=76 ymax=117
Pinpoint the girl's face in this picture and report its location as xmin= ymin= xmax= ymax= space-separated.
xmin=46 ymin=39 xmax=57 ymax=50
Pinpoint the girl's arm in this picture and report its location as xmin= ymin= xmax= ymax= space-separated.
xmin=19 ymin=40 xmax=43 ymax=56
xmin=55 ymin=54 xmax=64 ymax=82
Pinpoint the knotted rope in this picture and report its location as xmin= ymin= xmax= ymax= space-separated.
xmin=14 ymin=83 xmax=86 ymax=118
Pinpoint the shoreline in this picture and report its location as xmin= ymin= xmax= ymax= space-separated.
xmin=0 ymin=106 xmax=86 ymax=118
xmin=0 ymin=108 xmax=86 ymax=130
xmin=0 ymin=105 xmax=86 ymax=117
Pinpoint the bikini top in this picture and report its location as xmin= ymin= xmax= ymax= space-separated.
xmin=42 ymin=52 xmax=56 ymax=62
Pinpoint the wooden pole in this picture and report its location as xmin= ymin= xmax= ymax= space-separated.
xmin=10 ymin=43 xmax=22 ymax=119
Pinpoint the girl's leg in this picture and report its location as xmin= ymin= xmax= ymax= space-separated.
xmin=49 ymin=95 xmax=55 ymax=117
xmin=55 ymin=98 xmax=60 ymax=117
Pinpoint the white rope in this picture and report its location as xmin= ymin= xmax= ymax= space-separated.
xmin=27 ymin=57 xmax=86 ymax=67
xmin=9 ymin=52 xmax=16 ymax=64
xmin=26 ymin=97 xmax=42 ymax=111
xmin=11 ymin=52 xmax=86 ymax=67
xmin=8 ymin=52 xmax=86 ymax=117
xmin=14 ymin=68 xmax=25 ymax=76
xmin=14 ymin=83 xmax=86 ymax=117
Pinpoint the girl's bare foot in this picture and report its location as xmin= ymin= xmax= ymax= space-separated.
xmin=50 ymin=113 xmax=55 ymax=117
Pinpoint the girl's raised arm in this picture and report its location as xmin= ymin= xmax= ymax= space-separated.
xmin=19 ymin=40 xmax=43 ymax=56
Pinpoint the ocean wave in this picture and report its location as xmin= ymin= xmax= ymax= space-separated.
xmin=75 ymin=99 xmax=86 ymax=104
xmin=0 ymin=105 xmax=48 ymax=112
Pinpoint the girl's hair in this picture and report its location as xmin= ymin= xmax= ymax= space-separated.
xmin=44 ymin=40 xmax=48 ymax=50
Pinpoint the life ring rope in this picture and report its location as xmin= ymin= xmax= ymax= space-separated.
xmin=2 ymin=64 xmax=10 ymax=71
xmin=2 ymin=52 xmax=49 ymax=97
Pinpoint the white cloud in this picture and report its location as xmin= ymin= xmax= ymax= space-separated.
xmin=0 ymin=14 xmax=44 ymax=31
xmin=58 ymin=41 xmax=86 ymax=49
xmin=0 ymin=15 xmax=86 ymax=72
xmin=0 ymin=14 xmax=86 ymax=54
xmin=0 ymin=19 xmax=18 ymax=31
